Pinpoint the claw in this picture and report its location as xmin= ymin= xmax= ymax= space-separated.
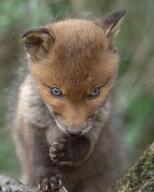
xmin=38 ymin=183 xmax=41 ymax=190
xmin=58 ymin=179 xmax=62 ymax=186
xmin=49 ymin=154 xmax=56 ymax=158
xmin=52 ymin=142 xmax=58 ymax=147
xmin=51 ymin=148 xmax=57 ymax=152
xmin=45 ymin=185 xmax=48 ymax=191
xmin=50 ymin=155 xmax=56 ymax=160
xmin=50 ymin=147 xmax=57 ymax=152
xmin=51 ymin=183 xmax=54 ymax=188
xmin=61 ymin=186 xmax=68 ymax=192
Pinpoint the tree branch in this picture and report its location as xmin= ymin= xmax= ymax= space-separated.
xmin=108 ymin=142 xmax=154 ymax=192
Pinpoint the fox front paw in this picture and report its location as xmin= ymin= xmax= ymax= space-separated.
xmin=49 ymin=138 xmax=68 ymax=165
xmin=38 ymin=175 xmax=62 ymax=192
xmin=49 ymin=135 xmax=90 ymax=166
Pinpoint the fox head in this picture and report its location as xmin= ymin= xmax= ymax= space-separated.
xmin=22 ymin=10 xmax=126 ymax=135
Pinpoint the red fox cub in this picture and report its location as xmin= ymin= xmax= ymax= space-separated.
xmin=13 ymin=10 xmax=127 ymax=192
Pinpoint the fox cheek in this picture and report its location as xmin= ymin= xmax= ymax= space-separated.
xmin=55 ymin=119 xmax=68 ymax=134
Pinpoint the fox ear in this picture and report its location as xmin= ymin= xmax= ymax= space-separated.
xmin=21 ymin=28 xmax=55 ymax=60
xmin=95 ymin=10 xmax=127 ymax=38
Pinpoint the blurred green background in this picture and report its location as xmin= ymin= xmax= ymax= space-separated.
xmin=0 ymin=0 xmax=154 ymax=178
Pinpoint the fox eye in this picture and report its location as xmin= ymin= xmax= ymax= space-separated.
xmin=89 ymin=88 xmax=100 ymax=98
xmin=50 ymin=87 xmax=63 ymax=97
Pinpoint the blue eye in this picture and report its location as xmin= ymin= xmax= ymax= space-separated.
xmin=89 ymin=88 xmax=100 ymax=98
xmin=50 ymin=87 xmax=62 ymax=97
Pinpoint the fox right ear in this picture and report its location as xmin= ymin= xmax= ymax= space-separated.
xmin=95 ymin=10 xmax=127 ymax=38
xmin=21 ymin=28 xmax=55 ymax=60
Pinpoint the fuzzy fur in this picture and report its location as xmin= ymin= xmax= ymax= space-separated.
xmin=13 ymin=10 xmax=127 ymax=192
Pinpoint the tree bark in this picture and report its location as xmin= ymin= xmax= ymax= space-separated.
xmin=0 ymin=142 xmax=154 ymax=192
xmin=109 ymin=142 xmax=154 ymax=192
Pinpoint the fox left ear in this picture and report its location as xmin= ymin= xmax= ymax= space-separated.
xmin=95 ymin=10 xmax=127 ymax=38
xmin=21 ymin=28 xmax=55 ymax=60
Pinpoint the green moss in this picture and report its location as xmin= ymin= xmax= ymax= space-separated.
xmin=109 ymin=143 xmax=154 ymax=192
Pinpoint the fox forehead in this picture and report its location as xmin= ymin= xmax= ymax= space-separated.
xmin=31 ymin=19 xmax=119 ymax=88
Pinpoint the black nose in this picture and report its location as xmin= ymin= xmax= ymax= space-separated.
xmin=66 ymin=128 xmax=82 ymax=136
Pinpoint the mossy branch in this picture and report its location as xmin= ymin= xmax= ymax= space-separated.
xmin=108 ymin=142 xmax=154 ymax=192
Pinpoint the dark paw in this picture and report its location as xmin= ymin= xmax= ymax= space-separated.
xmin=38 ymin=175 xmax=62 ymax=192
xmin=49 ymin=137 xmax=69 ymax=165
xmin=49 ymin=135 xmax=90 ymax=166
